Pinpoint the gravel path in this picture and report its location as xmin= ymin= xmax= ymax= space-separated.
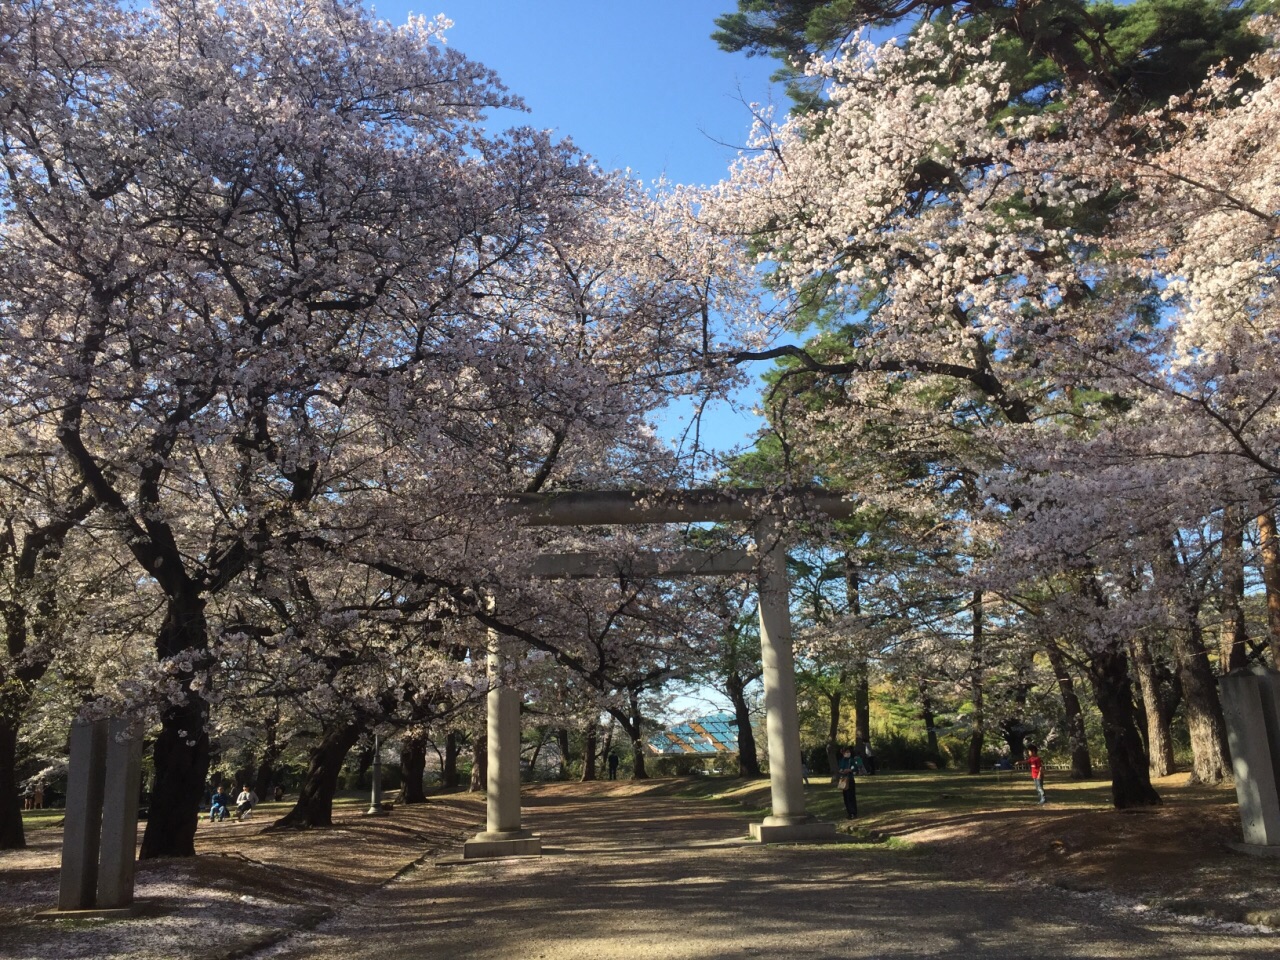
xmin=264 ymin=788 xmax=1278 ymax=960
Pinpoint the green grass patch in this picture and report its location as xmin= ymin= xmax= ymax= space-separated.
xmin=679 ymin=768 xmax=1123 ymax=843
xmin=19 ymin=808 xmax=65 ymax=830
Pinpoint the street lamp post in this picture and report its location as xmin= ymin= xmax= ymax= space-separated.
xmin=367 ymin=734 xmax=387 ymax=816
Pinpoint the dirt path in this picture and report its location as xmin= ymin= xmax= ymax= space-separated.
xmin=264 ymin=786 xmax=1278 ymax=960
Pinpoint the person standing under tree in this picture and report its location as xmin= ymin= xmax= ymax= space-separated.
xmin=837 ymin=746 xmax=858 ymax=819
xmin=607 ymin=751 xmax=619 ymax=780
xmin=1028 ymin=745 xmax=1046 ymax=805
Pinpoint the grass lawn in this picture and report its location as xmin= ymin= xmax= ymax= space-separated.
xmin=674 ymin=767 xmax=1119 ymax=827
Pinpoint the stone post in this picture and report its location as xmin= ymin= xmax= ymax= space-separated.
xmin=1220 ymin=668 xmax=1280 ymax=847
xmin=51 ymin=717 xmax=142 ymax=916
xmin=97 ymin=719 xmax=143 ymax=909
xmin=463 ymin=625 xmax=541 ymax=859
xmin=58 ymin=719 xmax=108 ymax=911
xmin=749 ymin=519 xmax=836 ymax=844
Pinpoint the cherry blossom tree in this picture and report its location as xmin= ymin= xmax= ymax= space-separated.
xmin=0 ymin=0 xmax=762 ymax=856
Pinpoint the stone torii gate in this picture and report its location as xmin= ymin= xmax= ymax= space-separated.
xmin=461 ymin=489 xmax=855 ymax=857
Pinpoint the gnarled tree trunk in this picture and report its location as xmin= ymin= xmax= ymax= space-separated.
xmin=609 ymin=693 xmax=648 ymax=779
xmin=399 ymin=737 xmax=426 ymax=804
xmin=443 ymin=731 xmax=459 ymax=789
xmin=1171 ymin=619 xmax=1232 ymax=784
xmin=1257 ymin=504 xmax=1280 ymax=668
xmin=469 ymin=726 xmax=487 ymax=792
xmin=1045 ymin=641 xmax=1092 ymax=779
xmin=0 ymin=723 xmax=24 ymax=850
xmin=726 ymin=671 xmax=761 ymax=777
xmin=272 ymin=721 xmax=360 ymax=829
xmin=1085 ymin=643 xmax=1161 ymax=808
xmin=253 ymin=716 xmax=281 ymax=801
xmin=140 ymin=589 xmax=212 ymax=859
xmin=1129 ymin=633 xmax=1174 ymax=777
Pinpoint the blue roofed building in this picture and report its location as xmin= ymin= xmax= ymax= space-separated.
xmin=646 ymin=712 xmax=739 ymax=756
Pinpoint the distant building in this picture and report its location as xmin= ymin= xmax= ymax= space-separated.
xmin=646 ymin=713 xmax=739 ymax=755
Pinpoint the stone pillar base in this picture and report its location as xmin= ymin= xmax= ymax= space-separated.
xmin=462 ymin=830 xmax=542 ymax=860
xmin=749 ymin=818 xmax=838 ymax=844
xmin=1229 ymin=841 xmax=1280 ymax=859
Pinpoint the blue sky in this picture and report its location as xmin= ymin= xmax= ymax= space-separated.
xmin=373 ymin=2 xmax=780 ymax=186
xmin=369 ymin=3 xmax=788 ymax=459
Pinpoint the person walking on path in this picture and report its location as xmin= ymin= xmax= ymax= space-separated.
xmin=837 ymin=746 xmax=858 ymax=819
xmin=864 ymin=743 xmax=877 ymax=775
xmin=1028 ymin=745 xmax=1046 ymax=805
xmin=607 ymin=751 xmax=619 ymax=780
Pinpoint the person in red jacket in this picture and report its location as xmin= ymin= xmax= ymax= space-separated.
xmin=1028 ymin=745 xmax=1046 ymax=805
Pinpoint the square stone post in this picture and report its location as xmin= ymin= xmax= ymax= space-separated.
xmin=1220 ymin=668 xmax=1280 ymax=847
xmin=463 ymin=626 xmax=541 ymax=859
xmin=749 ymin=519 xmax=836 ymax=844
xmin=58 ymin=719 xmax=108 ymax=910
xmin=97 ymin=718 xmax=143 ymax=909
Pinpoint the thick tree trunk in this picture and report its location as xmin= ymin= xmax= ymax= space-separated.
xmin=1085 ymin=644 xmax=1161 ymax=808
xmin=272 ymin=721 xmax=360 ymax=829
xmin=469 ymin=727 xmax=487 ymax=792
xmin=1171 ymin=619 xmax=1232 ymax=784
xmin=1219 ymin=503 xmax=1249 ymax=673
xmin=726 ymin=672 xmax=761 ymax=777
xmin=608 ymin=700 xmax=648 ymax=779
xmin=1045 ymin=641 xmax=1092 ymax=779
xmin=967 ymin=590 xmax=984 ymax=775
xmin=845 ymin=558 xmax=871 ymax=750
xmin=140 ymin=590 xmax=211 ymax=859
xmin=630 ymin=693 xmax=649 ymax=779
xmin=630 ymin=734 xmax=647 ymax=779
xmin=601 ymin=726 xmax=614 ymax=773
xmin=1158 ymin=538 xmax=1232 ymax=783
xmin=825 ymin=683 xmax=843 ymax=782
xmin=399 ymin=738 xmax=426 ymax=804
xmin=253 ymin=718 xmax=281 ymax=800
xmin=1258 ymin=505 xmax=1280 ymax=668
xmin=527 ymin=729 xmax=548 ymax=776
xmin=0 ymin=721 xmax=24 ymax=850
xmin=1129 ymin=634 xmax=1175 ymax=777
xmin=854 ymin=669 xmax=870 ymax=746
xmin=443 ymin=731 xmax=459 ymax=789
xmin=581 ymin=724 xmax=598 ymax=782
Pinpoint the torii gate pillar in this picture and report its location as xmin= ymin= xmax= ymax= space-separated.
xmin=463 ymin=629 xmax=542 ymax=859
xmin=750 ymin=520 xmax=837 ymax=843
